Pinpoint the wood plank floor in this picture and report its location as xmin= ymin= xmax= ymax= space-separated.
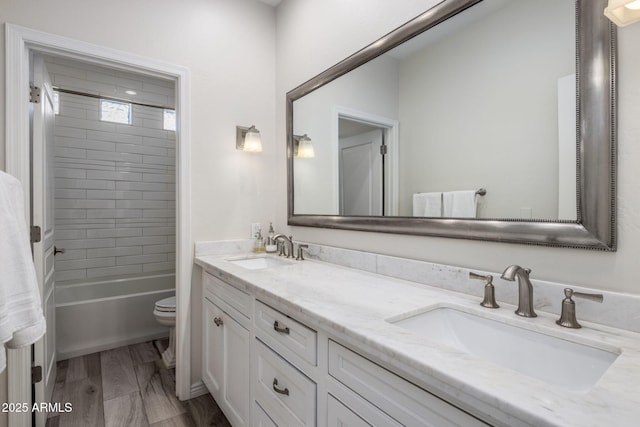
xmin=46 ymin=341 xmax=231 ymax=427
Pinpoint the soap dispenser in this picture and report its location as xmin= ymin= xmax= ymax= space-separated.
xmin=253 ymin=228 xmax=266 ymax=253
xmin=266 ymin=222 xmax=277 ymax=253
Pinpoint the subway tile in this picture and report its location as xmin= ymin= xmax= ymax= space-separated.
xmin=116 ymin=236 xmax=166 ymax=247
xmin=87 ymin=150 xmax=142 ymax=163
xmin=55 ymin=168 xmax=86 ymax=179
xmin=142 ymin=209 xmax=175 ymax=219
xmin=115 ymin=181 xmax=170 ymax=192
xmin=56 ymin=116 xmax=116 ymax=132
xmin=116 ymin=200 xmax=167 ymax=209
xmin=115 ymin=124 xmax=167 ymax=140
xmin=113 ymin=75 xmax=144 ymax=91
xmin=142 ymin=137 xmax=174 ymax=148
xmin=87 ymin=246 xmax=143 ymax=258
xmin=142 ymin=81 xmax=174 ymax=97
xmin=56 ymin=199 xmax=115 ymax=209
xmin=56 ymin=257 xmax=115 ymax=271
xmin=142 ymin=192 xmax=174 ymax=201
xmin=86 ymin=171 xmax=142 ymax=181
xmin=86 ymin=228 xmax=142 ymax=239
xmin=143 ymin=155 xmax=174 ymax=166
xmin=57 ymin=136 xmax=115 ymax=152
xmin=55 ymin=209 xmax=86 ymax=219
xmin=116 ymin=254 xmax=166 ymax=266
xmin=142 ymin=173 xmax=175 ymax=184
xmin=143 ymin=244 xmax=175 ymax=255
xmin=86 ymin=190 xmax=142 ymax=200
xmin=86 ymin=209 xmax=143 ymax=219
xmin=87 ymin=130 xmax=143 ymax=145
xmin=114 ymin=143 xmax=166 ymax=157
xmin=55 ymin=229 xmax=87 ymax=240
xmin=55 ymin=147 xmax=86 ymax=159
xmin=56 ymin=178 xmax=115 ymax=190
xmin=55 ymin=189 xmax=86 ymax=199
xmin=58 ymin=106 xmax=87 ymax=119
xmin=54 ymin=249 xmax=86 ymax=261
xmin=142 ymin=261 xmax=175 ymax=273
xmin=55 ymin=126 xmax=87 ymax=139
xmin=56 ymin=157 xmax=116 ymax=171
xmin=55 ymin=238 xmax=115 ymax=250
xmin=142 ymin=227 xmax=175 ymax=236
xmin=87 ymin=264 xmax=142 ymax=278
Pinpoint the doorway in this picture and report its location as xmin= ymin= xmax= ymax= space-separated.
xmin=5 ymin=24 xmax=192 ymax=427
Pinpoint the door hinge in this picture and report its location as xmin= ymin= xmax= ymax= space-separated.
xmin=379 ymin=144 xmax=388 ymax=155
xmin=30 ymin=225 xmax=42 ymax=243
xmin=29 ymin=85 xmax=41 ymax=103
xmin=31 ymin=365 xmax=43 ymax=384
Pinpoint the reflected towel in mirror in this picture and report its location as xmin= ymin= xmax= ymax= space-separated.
xmin=443 ymin=190 xmax=477 ymax=218
xmin=413 ymin=192 xmax=442 ymax=217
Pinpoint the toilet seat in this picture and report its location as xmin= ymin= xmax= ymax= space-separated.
xmin=154 ymin=296 xmax=176 ymax=312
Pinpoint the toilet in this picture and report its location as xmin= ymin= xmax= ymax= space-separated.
xmin=153 ymin=295 xmax=176 ymax=368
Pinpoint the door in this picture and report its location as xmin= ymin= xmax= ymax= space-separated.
xmin=31 ymin=53 xmax=57 ymax=426
xmin=339 ymin=129 xmax=384 ymax=216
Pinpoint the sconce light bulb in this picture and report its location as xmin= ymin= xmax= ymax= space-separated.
xmin=625 ymin=0 xmax=640 ymax=9
xmin=243 ymin=126 xmax=263 ymax=152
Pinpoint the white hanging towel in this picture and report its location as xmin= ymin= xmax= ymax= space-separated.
xmin=412 ymin=192 xmax=442 ymax=217
xmin=0 ymin=171 xmax=46 ymax=373
xmin=443 ymin=190 xmax=477 ymax=218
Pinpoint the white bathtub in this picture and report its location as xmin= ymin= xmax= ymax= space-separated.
xmin=56 ymin=273 xmax=175 ymax=360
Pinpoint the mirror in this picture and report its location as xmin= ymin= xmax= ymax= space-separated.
xmin=287 ymin=0 xmax=616 ymax=250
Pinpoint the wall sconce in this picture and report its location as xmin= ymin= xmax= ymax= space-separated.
xmin=605 ymin=0 xmax=640 ymax=26
xmin=293 ymin=134 xmax=315 ymax=158
xmin=236 ymin=125 xmax=263 ymax=152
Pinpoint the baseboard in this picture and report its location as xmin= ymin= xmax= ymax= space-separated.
xmin=57 ymin=331 xmax=169 ymax=361
xmin=190 ymin=380 xmax=209 ymax=399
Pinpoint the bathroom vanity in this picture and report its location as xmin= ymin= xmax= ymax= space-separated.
xmin=195 ymin=243 xmax=640 ymax=427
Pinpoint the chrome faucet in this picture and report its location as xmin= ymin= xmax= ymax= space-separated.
xmin=272 ymin=234 xmax=294 ymax=258
xmin=501 ymin=265 xmax=537 ymax=317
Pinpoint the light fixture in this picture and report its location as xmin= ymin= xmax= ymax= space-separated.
xmin=294 ymin=134 xmax=315 ymax=158
xmin=125 ymin=90 xmax=137 ymax=95
xmin=236 ymin=125 xmax=263 ymax=153
xmin=605 ymin=0 xmax=640 ymax=26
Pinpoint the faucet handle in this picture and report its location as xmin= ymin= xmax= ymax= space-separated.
xmin=469 ymin=272 xmax=499 ymax=309
xmin=556 ymin=288 xmax=603 ymax=329
xmin=295 ymin=244 xmax=308 ymax=261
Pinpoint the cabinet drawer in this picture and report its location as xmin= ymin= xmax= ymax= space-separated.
xmin=255 ymin=339 xmax=316 ymax=426
xmin=204 ymin=272 xmax=251 ymax=320
xmin=328 ymin=341 xmax=488 ymax=427
xmin=327 ymin=395 xmax=371 ymax=427
xmin=254 ymin=402 xmax=278 ymax=427
xmin=255 ymin=300 xmax=317 ymax=367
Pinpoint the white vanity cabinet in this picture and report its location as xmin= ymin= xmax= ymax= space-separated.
xmin=201 ymin=268 xmax=489 ymax=427
xmin=254 ymin=301 xmax=318 ymax=426
xmin=203 ymin=273 xmax=252 ymax=427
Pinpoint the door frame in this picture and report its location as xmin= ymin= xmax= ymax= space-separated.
xmin=332 ymin=106 xmax=399 ymax=216
xmin=5 ymin=24 xmax=193 ymax=423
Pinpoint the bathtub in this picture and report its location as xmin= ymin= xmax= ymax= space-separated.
xmin=56 ymin=273 xmax=175 ymax=360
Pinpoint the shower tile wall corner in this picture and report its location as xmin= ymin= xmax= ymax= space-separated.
xmin=48 ymin=57 xmax=176 ymax=286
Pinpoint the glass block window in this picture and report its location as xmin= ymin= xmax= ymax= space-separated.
xmin=163 ymin=109 xmax=176 ymax=131
xmin=100 ymin=99 xmax=131 ymax=124
xmin=53 ymin=91 xmax=60 ymax=115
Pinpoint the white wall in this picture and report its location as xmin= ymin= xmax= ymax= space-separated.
xmin=1 ymin=0 xmax=276 ymax=389
xmin=398 ymin=0 xmax=574 ymax=218
xmin=276 ymin=0 xmax=640 ymax=296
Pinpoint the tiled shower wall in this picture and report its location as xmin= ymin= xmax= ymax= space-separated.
xmin=47 ymin=58 xmax=176 ymax=285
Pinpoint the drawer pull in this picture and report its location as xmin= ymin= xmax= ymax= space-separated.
xmin=213 ymin=317 xmax=224 ymax=327
xmin=273 ymin=320 xmax=290 ymax=335
xmin=272 ymin=378 xmax=289 ymax=396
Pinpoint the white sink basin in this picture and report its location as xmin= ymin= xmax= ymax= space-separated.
xmin=227 ymin=255 xmax=292 ymax=270
xmin=389 ymin=306 xmax=619 ymax=392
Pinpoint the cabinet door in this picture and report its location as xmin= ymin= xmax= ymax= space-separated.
xmin=223 ymin=311 xmax=251 ymax=427
xmin=327 ymin=395 xmax=371 ymax=427
xmin=203 ymin=299 xmax=224 ymax=397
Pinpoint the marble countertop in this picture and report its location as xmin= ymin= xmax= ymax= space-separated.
xmin=195 ymin=252 xmax=640 ymax=427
